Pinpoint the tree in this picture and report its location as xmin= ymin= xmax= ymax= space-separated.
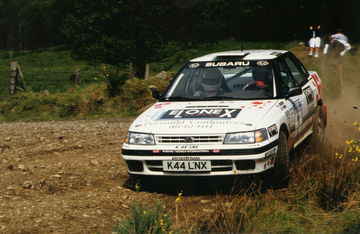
xmin=0 ymin=0 xmax=76 ymax=50
xmin=63 ymin=0 xmax=179 ymax=78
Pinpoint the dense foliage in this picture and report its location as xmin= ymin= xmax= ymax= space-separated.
xmin=1 ymin=0 xmax=360 ymax=77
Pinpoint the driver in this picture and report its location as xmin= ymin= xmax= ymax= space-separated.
xmin=244 ymin=67 xmax=272 ymax=91
xmin=194 ymin=69 xmax=225 ymax=97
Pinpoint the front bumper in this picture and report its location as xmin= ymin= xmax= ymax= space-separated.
xmin=121 ymin=140 xmax=278 ymax=176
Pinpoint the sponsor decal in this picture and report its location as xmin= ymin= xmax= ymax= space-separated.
xmin=267 ymin=124 xmax=278 ymax=137
xmin=303 ymin=86 xmax=314 ymax=104
xmin=163 ymin=149 xmax=209 ymax=153
xmin=205 ymin=61 xmax=250 ymax=67
xmin=160 ymin=109 xmax=241 ymax=119
xmin=257 ymin=61 xmax=269 ymax=66
xmin=171 ymin=156 xmax=201 ymax=161
xmin=263 ymin=156 xmax=276 ymax=169
xmin=276 ymin=101 xmax=287 ymax=111
xmin=138 ymin=119 xmax=252 ymax=128
xmin=289 ymin=99 xmax=302 ymax=114
xmin=189 ymin=63 xmax=200 ymax=68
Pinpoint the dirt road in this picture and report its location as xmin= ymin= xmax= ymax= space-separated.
xmin=1 ymin=118 xmax=227 ymax=233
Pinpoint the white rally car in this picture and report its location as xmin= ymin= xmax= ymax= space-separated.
xmin=122 ymin=50 xmax=327 ymax=186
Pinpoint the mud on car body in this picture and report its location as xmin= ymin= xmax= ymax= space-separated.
xmin=122 ymin=50 xmax=327 ymax=185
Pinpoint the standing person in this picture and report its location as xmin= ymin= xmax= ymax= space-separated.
xmin=308 ymin=25 xmax=322 ymax=57
xmin=324 ymin=29 xmax=351 ymax=56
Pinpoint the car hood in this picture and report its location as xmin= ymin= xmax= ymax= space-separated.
xmin=129 ymin=100 xmax=279 ymax=134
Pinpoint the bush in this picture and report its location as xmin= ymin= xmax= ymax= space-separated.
xmin=120 ymin=76 xmax=171 ymax=112
xmin=113 ymin=201 xmax=171 ymax=234
xmin=101 ymin=65 xmax=133 ymax=97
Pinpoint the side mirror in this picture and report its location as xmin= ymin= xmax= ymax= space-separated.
xmin=149 ymin=85 xmax=162 ymax=100
xmin=285 ymin=87 xmax=302 ymax=99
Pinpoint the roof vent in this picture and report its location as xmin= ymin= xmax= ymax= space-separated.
xmin=215 ymin=54 xmax=249 ymax=60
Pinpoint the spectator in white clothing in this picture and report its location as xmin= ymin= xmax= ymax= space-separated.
xmin=323 ymin=28 xmax=351 ymax=56
xmin=308 ymin=25 xmax=322 ymax=58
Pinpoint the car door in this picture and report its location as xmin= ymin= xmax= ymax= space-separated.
xmin=277 ymin=59 xmax=303 ymax=141
xmin=282 ymin=54 xmax=317 ymax=141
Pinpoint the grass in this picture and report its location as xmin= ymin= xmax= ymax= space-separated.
xmin=113 ymin=201 xmax=172 ymax=234
xmin=0 ymin=46 xmax=103 ymax=100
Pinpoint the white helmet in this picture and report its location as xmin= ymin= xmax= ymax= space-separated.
xmin=202 ymin=69 xmax=222 ymax=92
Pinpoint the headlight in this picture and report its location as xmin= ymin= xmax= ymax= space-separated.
xmin=224 ymin=129 xmax=268 ymax=144
xmin=126 ymin=132 xmax=155 ymax=145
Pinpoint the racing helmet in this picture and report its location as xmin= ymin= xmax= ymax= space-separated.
xmin=201 ymin=69 xmax=223 ymax=92
xmin=254 ymin=66 xmax=271 ymax=79
xmin=252 ymin=66 xmax=272 ymax=88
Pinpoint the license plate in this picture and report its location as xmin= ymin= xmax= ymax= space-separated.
xmin=163 ymin=161 xmax=211 ymax=172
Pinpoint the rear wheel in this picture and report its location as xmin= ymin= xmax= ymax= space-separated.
xmin=311 ymin=106 xmax=326 ymax=151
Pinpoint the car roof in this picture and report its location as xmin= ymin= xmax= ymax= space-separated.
xmin=190 ymin=50 xmax=288 ymax=62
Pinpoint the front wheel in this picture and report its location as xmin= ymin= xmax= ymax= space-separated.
xmin=272 ymin=131 xmax=290 ymax=189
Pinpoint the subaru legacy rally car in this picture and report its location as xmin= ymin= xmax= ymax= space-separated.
xmin=122 ymin=50 xmax=327 ymax=185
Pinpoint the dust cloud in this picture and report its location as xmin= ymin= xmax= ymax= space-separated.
xmin=321 ymin=55 xmax=360 ymax=148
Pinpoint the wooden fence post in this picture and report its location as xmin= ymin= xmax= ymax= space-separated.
xmin=145 ymin=63 xmax=150 ymax=79
xmin=9 ymin=61 xmax=18 ymax=95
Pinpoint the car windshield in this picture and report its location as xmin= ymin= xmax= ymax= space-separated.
xmin=164 ymin=60 xmax=276 ymax=101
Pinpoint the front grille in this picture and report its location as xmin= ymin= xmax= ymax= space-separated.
xmin=145 ymin=160 xmax=233 ymax=172
xmin=156 ymin=136 xmax=223 ymax=144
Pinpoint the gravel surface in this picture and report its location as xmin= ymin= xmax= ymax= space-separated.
xmin=0 ymin=118 xmax=226 ymax=233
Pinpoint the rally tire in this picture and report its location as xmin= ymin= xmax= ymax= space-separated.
xmin=272 ymin=131 xmax=290 ymax=188
xmin=310 ymin=106 xmax=326 ymax=151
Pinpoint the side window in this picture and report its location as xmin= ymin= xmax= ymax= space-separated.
xmin=278 ymin=60 xmax=296 ymax=88
xmin=290 ymin=54 xmax=309 ymax=77
xmin=284 ymin=57 xmax=308 ymax=85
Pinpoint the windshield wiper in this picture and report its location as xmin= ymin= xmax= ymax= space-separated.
xmin=201 ymin=96 xmax=239 ymax=100
xmin=165 ymin=96 xmax=203 ymax=101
